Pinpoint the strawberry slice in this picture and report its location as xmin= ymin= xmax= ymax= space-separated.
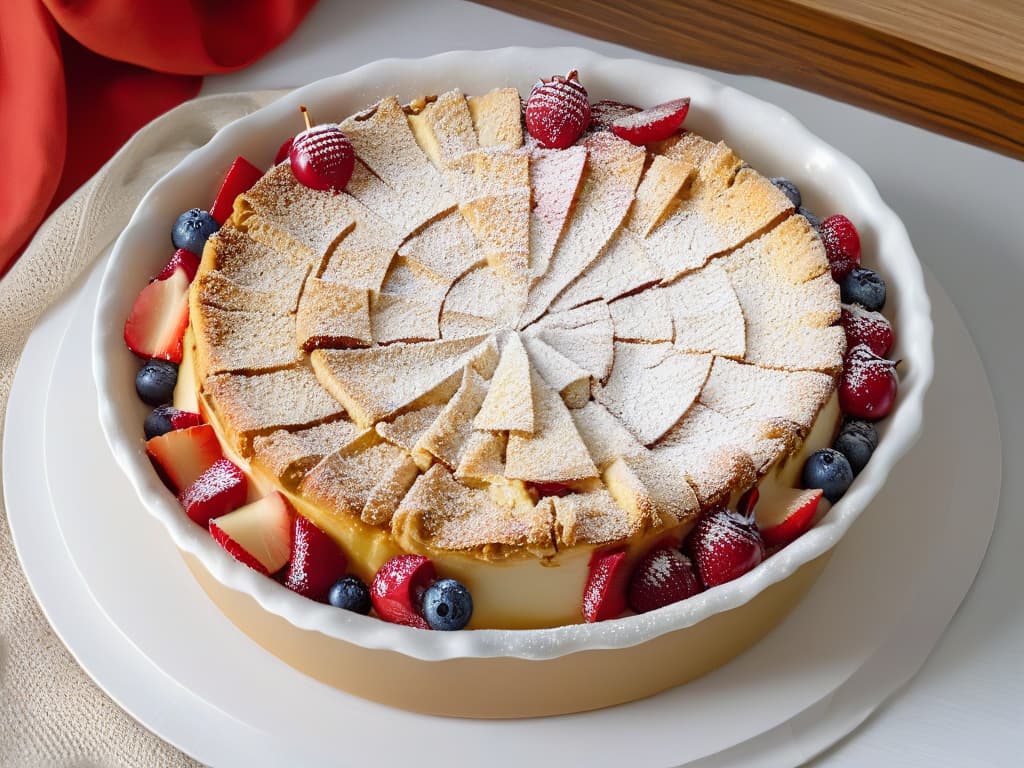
xmin=210 ymin=156 xmax=264 ymax=225
xmin=146 ymin=423 xmax=222 ymax=494
xmin=628 ymin=546 xmax=702 ymax=614
xmin=124 ymin=264 xmax=190 ymax=363
xmin=284 ymin=516 xmax=349 ymax=602
xmin=755 ymin=487 xmax=823 ymax=547
xmin=686 ymin=507 xmax=765 ymax=588
xmin=842 ymin=304 xmax=894 ymax=358
xmin=610 ymin=98 xmax=690 ymax=145
xmin=154 ymin=248 xmax=200 ymax=282
xmin=179 ymin=457 xmax=248 ymax=527
xmin=210 ymin=491 xmax=294 ymax=575
xmin=582 ymin=548 xmax=630 ymax=622
xmin=588 ymin=99 xmax=640 ymax=132
xmin=371 ymin=555 xmax=436 ymax=628
xmin=169 ymin=410 xmax=203 ymax=430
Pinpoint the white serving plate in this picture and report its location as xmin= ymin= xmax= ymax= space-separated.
xmin=92 ymin=48 xmax=933 ymax=663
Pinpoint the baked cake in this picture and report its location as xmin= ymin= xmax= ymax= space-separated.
xmin=125 ymin=71 xmax=898 ymax=632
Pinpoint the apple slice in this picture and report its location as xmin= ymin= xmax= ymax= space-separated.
xmin=146 ymin=423 xmax=222 ymax=494
xmin=209 ymin=491 xmax=295 ymax=575
xmin=179 ymin=457 xmax=248 ymax=527
xmin=210 ymin=156 xmax=264 ymax=225
xmin=371 ymin=555 xmax=436 ymax=628
xmin=284 ymin=515 xmax=348 ymax=602
xmin=755 ymin=487 xmax=823 ymax=547
xmin=124 ymin=265 xmax=190 ymax=363
xmin=582 ymin=548 xmax=630 ymax=622
xmin=155 ymin=248 xmax=200 ymax=282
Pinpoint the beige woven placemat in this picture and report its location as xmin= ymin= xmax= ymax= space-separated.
xmin=0 ymin=90 xmax=285 ymax=768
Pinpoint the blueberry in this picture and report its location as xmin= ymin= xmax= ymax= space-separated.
xmin=802 ymin=448 xmax=854 ymax=503
xmin=327 ymin=575 xmax=371 ymax=615
xmin=798 ymin=206 xmax=821 ymax=231
xmin=770 ymin=177 xmax=802 ymax=208
xmin=833 ymin=420 xmax=878 ymax=475
xmin=144 ymin=404 xmax=178 ymax=439
xmin=135 ymin=359 xmax=178 ymax=406
xmin=171 ymin=208 xmax=219 ymax=253
xmin=840 ymin=267 xmax=886 ymax=311
xmin=422 ymin=578 xmax=473 ymax=631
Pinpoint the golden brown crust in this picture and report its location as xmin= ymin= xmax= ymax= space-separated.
xmin=188 ymin=87 xmax=841 ymax=564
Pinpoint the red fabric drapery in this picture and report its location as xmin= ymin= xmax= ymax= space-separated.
xmin=0 ymin=0 xmax=317 ymax=277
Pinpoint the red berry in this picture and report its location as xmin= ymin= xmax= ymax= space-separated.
xmin=275 ymin=137 xmax=294 ymax=165
xmin=289 ymin=125 xmax=355 ymax=192
xmin=284 ymin=516 xmax=348 ymax=602
xmin=588 ymin=99 xmax=640 ymax=132
xmin=820 ymin=214 xmax=861 ymax=281
xmin=839 ymin=344 xmax=898 ymax=420
xmin=610 ymin=97 xmax=690 ymax=145
xmin=210 ymin=156 xmax=264 ymax=225
xmin=525 ymin=70 xmax=591 ymax=149
xmin=527 ymin=481 xmax=573 ymax=498
xmin=628 ymin=546 xmax=702 ymax=613
xmin=842 ymin=304 xmax=894 ymax=357
xmin=371 ymin=554 xmax=436 ymax=628
xmin=686 ymin=508 xmax=765 ymax=588
xmin=582 ymin=548 xmax=630 ymax=622
xmin=154 ymin=248 xmax=200 ymax=282
xmin=178 ymin=457 xmax=248 ymax=527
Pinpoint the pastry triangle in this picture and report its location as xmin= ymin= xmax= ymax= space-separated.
xmin=593 ymin=342 xmax=712 ymax=445
xmin=474 ymin=333 xmax=533 ymax=432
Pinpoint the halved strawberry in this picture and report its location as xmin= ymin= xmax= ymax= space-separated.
xmin=686 ymin=507 xmax=765 ymax=588
xmin=371 ymin=555 xmax=436 ymax=628
xmin=588 ymin=99 xmax=640 ymax=132
xmin=154 ymin=248 xmax=200 ymax=282
xmin=755 ymin=487 xmax=823 ymax=547
xmin=124 ymin=265 xmax=190 ymax=363
xmin=628 ymin=546 xmax=702 ymax=614
xmin=209 ymin=491 xmax=294 ymax=575
xmin=610 ymin=98 xmax=690 ymax=145
xmin=284 ymin=515 xmax=348 ymax=602
xmin=146 ymin=423 xmax=222 ymax=494
xmin=179 ymin=457 xmax=248 ymax=527
xmin=842 ymin=304 xmax=894 ymax=358
xmin=582 ymin=548 xmax=630 ymax=622
xmin=210 ymin=156 xmax=264 ymax=225
xmin=169 ymin=410 xmax=203 ymax=430
xmin=274 ymin=137 xmax=294 ymax=165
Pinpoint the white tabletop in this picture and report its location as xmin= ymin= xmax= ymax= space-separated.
xmin=201 ymin=1 xmax=1024 ymax=763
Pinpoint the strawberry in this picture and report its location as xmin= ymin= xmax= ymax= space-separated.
xmin=146 ymin=423 xmax=222 ymax=494
xmin=842 ymin=303 xmax=894 ymax=357
xmin=588 ymin=99 xmax=640 ymax=132
xmin=178 ymin=456 xmax=245 ymax=528
xmin=610 ymin=97 xmax=690 ymax=144
xmin=820 ymin=214 xmax=861 ymax=281
xmin=124 ymin=264 xmax=190 ymax=363
xmin=582 ymin=548 xmax=630 ymax=622
xmin=179 ymin=457 xmax=248 ymax=527
xmin=284 ymin=516 xmax=348 ymax=602
xmin=154 ymin=248 xmax=200 ymax=282
xmin=210 ymin=156 xmax=264 ymax=225
xmin=686 ymin=507 xmax=765 ymax=588
xmin=627 ymin=546 xmax=702 ymax=613
xmin=525 ymin=70 xmax=591 ymax=149
xmin=755 ymin=487 xmax=823 ymax=547
xmin=371 ymin=555 xmax=436 ymax=628
xmin=289 ymin=115 xmax=355 ymax=192
xmin=210 ymin=492 xmax=294 ymax=575
xmin=839 ymin=344 xmax=898 ymax=420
